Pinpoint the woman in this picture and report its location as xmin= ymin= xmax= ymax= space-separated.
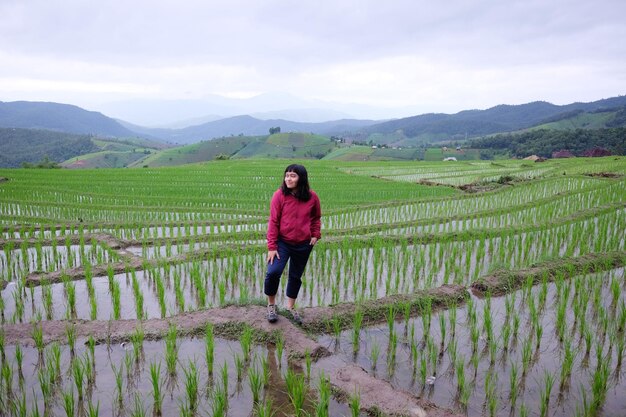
xmin=265 ymin=164 xmax=321 ymax=324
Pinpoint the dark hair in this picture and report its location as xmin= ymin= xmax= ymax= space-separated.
xmin=281 ymin=164 xmax=311 ymax=201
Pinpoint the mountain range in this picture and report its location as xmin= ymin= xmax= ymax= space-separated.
xmin=1 ymin=95 xmax=625 ymax=146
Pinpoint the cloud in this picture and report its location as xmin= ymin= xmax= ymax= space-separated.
xmin=1 ymin=0 xmax=624 ymax=117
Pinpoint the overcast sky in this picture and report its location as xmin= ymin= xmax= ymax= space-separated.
xmin=1 ymin=0 xmax=625 ymax=121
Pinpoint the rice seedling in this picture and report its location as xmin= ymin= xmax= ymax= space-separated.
xmin=165 ymin=324 xmax=178 ymax=375
xmin=87 ymin=400 xmax=99 ymax=417
xmin=305 ymin=349 xmax=312 ymax=380
xmin=234 ymin=353 xmax=244 ymax=382
xmin=315 ymin=373 xmax=331 ymax=417
xmin=370 ymin=339 xmax=380 ymax=371
xmin=130 ymin=393 xmax=147 ymax=417
xmin=182 ymin=360 xmax=199 ymax=412
xmin=261 ymin=354 xmax=270 ymax=387
xmin=539 ymin=371 xmax=555 ymax=417
xmin=239 ymin=325 xmax=253 ymax=362
xmin=61 ymin=388 xmax=75 ymax=417
xmin=509 ymin=361 xmax=519 ymax=406
xmin=14 ymin=343 xmax=23 ymax=382
xmin=111 ymin=362 xmax=124 ymax=408
xmin=559 ymin=337 xmax=575 ymax=391
xmin=205 ymin=322 xmax=215 ymax=375
xmin=71 ymin=357 xmax=85 ymax=402
xmin=285 ymin=367 xmax=306 ymax=417
xmin=2 ymin=362 xmax=13 ymax=398
xmin=349 ymin=387 xmax=361 ymax=417
xmin=110 ymin=280 xmax=121 ymax=320
xmin=220 ymin=361 xmax=229 ymax=394
xmin=352 ymin=309 xmax=364 ymax=353
xmin=31 ymin=323 xmax=44 ymax=359
xmin=66 ymin=323 xmax=76 ymax=357
xmin=275 ymin=333 xmax=285 ymax=367
xmin=149 ymin=361 xmax=164 ymax=416
xmin=590 ymin=360 xmax=610 ymax=414
xmin=255 ymin=397 xmax=274 ymax=417
xmin=248 ymin=362 xmax=263 ymax=404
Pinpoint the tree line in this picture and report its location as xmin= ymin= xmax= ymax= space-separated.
xmin=468 ymin=128 xmax=626 ymax=158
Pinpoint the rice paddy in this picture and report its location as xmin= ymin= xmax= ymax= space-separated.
xmin=0 ymin=156 xmax=624 ymax=416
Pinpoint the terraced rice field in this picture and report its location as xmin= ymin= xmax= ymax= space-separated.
xmin=0 ymin=157 xmax=624 ymax=416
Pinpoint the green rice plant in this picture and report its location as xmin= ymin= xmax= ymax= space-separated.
xmin=455 ymin=356 xmax=465 ymax=393
xmin=2 ymin=362 xmax=13 ymax=398
xmin=165 ymin=324 xmax=178 ymax=375
xmin=149 ymin=361 xmax=163 ymax=416
xmin=248 ymin=363 xmax=263 ymax=404
xmin=438 ymin=314 xmax=446 ymax=353
xmin=447 ymin=338 xmax=457 ymax=366
xmin=521 ymin=338 xmax=532 ymax=376
xmin=583 ymin=324 xmax=593 ymax=359
xmin=182 ymin=360 xmax=199 ymax=412
xmin=255 ymin=397 xmax=274 ymax=417
xmin=539 ymin=371 xmax=555 ymax=417
xmin=62 ymin=389 xmax=75 ymax=417
xmin=64 ymin=280 xmax=77 ymax=319
xmin=488 ymin=337 xmax=497 ymax=365
xmin=47 ymin=342 xmax=61 ymax=382
xmin=535 ymin=323 xmax=543 ymax=351
xmin=111 ymin=362 xmax=124 ymax=407
xmin=110 ymin=280 xmax=121 ymax=320
xmin=520 ymin=403 xmax=528 ymax=417
xmin=349 ymin=387 xmax=361 ymax=417
xmin=261 ymin=354 xmax=270 ymax=387
xmin=352 ymin=309 xmax=363 ymax=353
xmin=590 ymin=360 xmax=610 ymax=414
xmin=205 ymin=322 xmax=215 ymax=375
xmin=71 ymin=357 xmax=85 ymax=402
xmin=448 ymin=304 xmax=457 ymax=339
xmin=32 ymin=323 xmax=44 ymax=358
xmin=370 ymin=339 xmax=380 ymax=371
xmin=315 ymin=373 xmax=331 ymax=417
xmin=130 ymin=324 xmax=145 ymax=361
xmin=66 ymin=323 xmax=76 ymax=357
xmin=509 ymin=361 xmax=519 ymax=407
xmin=470 ymin=323 xmax=479 ymax=354
xmin=285 ymin=367 xmax=306 ymax=417
xmin=234 ymin=353 xmax=244 ymax=382
xmin=210 ymin=385 xmax=228 ymax=417
xmin=218 ymin=280 xmax=227 ymax=306
xmin=15 ymin=343 xmax=23 ymax=381
xmin=82 ymin=353 xmax=95 ymax=389
xmin=86 ymin=400 xmax=99 ymax=417
xmin=239 ymin=326 xmax=253 ymax=362
xmin=130 ymin=394 xmax=147 ymax=417
xmin=275 ymin=333 xmax=285 ymax=367
xmin=305 ymin=349 xmax=312 ymax=381
xmin=559 ymin=337 xmax=575 ymax=391
xmin=38 ymin=368 xmax=52 ymax=407
xmin=220 ymin=361 xmax=229 ymax=394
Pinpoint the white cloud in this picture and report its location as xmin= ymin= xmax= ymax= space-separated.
xmin=1 ymin=0 xmax=624 ymax=118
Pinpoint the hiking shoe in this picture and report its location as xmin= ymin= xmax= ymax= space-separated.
xmin=288 ymin=308 xmax=303 ymax=325
xmin=267 ymin=304 xmax=278 ymax=323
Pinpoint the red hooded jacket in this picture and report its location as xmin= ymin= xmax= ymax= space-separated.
xmin=267 ymin=189 xmax=321 ymax=250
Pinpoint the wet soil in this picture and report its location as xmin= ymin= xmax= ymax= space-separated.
xmin=330 ymin=363 xmax=462 ymax=417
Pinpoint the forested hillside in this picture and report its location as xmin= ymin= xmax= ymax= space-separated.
xmin=0 ymin=128 xmax=98 ymax=167
xmin=468 ymin=128 xmax=626 ymax=158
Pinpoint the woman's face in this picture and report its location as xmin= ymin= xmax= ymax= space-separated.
xmin=284 ymin=171 xmax=299 ymax=189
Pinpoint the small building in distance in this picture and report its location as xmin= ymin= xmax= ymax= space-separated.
xmin=552 ymin=150 xmax=575 ymax=159
xmin=582 ymin=147 xmax=612 ymax=157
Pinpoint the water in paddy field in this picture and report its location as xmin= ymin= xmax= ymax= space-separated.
xmin=2 ymin=335 xmax=357 ymax=417
xmin=316 ymin=268 xmax=626 ymax=417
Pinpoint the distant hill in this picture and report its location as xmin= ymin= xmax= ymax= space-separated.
xmin=132 ymin=115 xmax=379 ymax=144
xmin=138 ymin=132 xmax=337 ymax=167
xmin=360 ymin=96 xmax=626 ymax=144
xmin=0 ymin=101 xmax=141 ymax=137
xmin=0 ymin=128 xmax=99 ymax=168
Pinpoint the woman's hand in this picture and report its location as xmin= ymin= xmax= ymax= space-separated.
xmin=310 ymin=237 xmax=318 ymax=246
xmin=267 ymin=250 xmax=279 ymax=264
